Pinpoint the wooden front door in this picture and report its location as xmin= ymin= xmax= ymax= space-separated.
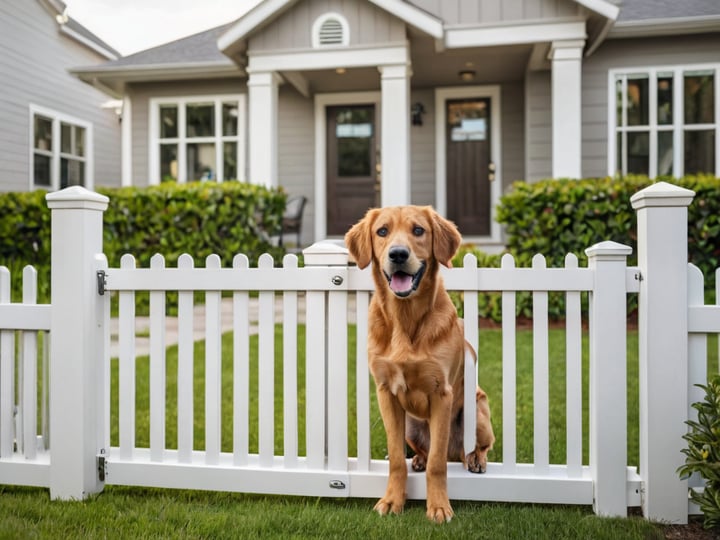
xmin=446 ymin=98 xmax=492 ymax=236
xmin=326 ymin=105 xmax=378 ymax=236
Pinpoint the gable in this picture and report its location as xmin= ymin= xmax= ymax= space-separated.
xmin=249 ymin=0 xmax=406 ymax=53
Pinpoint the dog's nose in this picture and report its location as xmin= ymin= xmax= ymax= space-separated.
xmin=388 ymin=246 xmax=409 ymax=265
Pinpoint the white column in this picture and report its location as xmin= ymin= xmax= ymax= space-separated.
xmin=46 ymin=186 xmax=109 ymax=500
xmin=121 ymin=96 xmax=132 ymax=187
xmin=549 ymin=40 xmax=584 ymax=179
xmin=248 ymin=71 xmax=281 ymax=187
xmin=586 ymin=240 xmax=632 ymax=517
xmin=379 ymin=64 xmax=411 ymax=207
xmin=631 ymin=181 xmax=695 ymax=524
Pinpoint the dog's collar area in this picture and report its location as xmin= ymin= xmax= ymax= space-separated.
xmin=384 ymin=262 xmax=426 ymax=298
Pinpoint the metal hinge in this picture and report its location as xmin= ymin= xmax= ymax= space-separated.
xmin=97 ymin=448 xmax=108 ymax=482
xmin=96 ymin=270 xmax=107 ymax=295
xmin=634 ymin=271 xmax=644 ymax=282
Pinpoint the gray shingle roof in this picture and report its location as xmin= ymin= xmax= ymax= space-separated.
xmin=102 ymin=23 xmax=234 ymax=68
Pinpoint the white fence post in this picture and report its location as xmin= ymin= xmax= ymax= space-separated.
xmin=631 ymin=181 xmax=695 ymax=524
xmin=46 ymin=186 xmax=109 ymax=500
xmin=586 ymin=241 xmax=632 ymax=517
xmin=303 ymin=241 xmax=350 ymax=473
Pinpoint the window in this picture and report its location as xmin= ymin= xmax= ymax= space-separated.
xmin=312 ymin=13 xmax=349 ymax=48
xmin=30 ymin=106 xmax=92 ymax=190
xmin=150 ymin=95 xmax=245 ymax=184
xmin=610 ymin=65 xmax=719 ymax=178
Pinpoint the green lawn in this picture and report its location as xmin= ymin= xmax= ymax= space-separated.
xmin=2 ymin=326 xmax=715 ymax=538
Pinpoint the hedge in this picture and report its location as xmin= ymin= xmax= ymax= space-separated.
xmin=453 ymin=174 xmax=720 ymax=321
xmin=0 ymin=182 xmax=287 ymax=304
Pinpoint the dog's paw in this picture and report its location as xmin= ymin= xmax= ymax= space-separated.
xmin=411 ymin=454 xmax=426 ymax=472
xmin=465 ymin=450 xmax=488 ymax=474
xmin=426 ymin=502 xmax=454 ymax=523
xmin=374 ymin=497 xmax=404 ymax=516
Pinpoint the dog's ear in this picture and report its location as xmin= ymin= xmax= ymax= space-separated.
xmin=431 ymin=209 xmax=462 ymax=267
xmin=345 ymin=208 xmax=379 ymax=269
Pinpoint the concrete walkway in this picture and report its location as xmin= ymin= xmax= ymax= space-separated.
xmin=109 ymin=294 xmax=357 ymax=358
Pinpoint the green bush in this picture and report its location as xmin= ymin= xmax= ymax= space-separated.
xmin=0 ymin=182 xmax=286 ymax=303
xmin=460 ymin=174 xmax=720 ymax=321
xmin=678 ymin=374 xmax=720 ymax=530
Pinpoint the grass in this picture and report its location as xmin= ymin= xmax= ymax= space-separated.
xmin=3 ymin=326 xmax=717 ymax=538
xmin=0 ymin=485 xmax=667 ymax=539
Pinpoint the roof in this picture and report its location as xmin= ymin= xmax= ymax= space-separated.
xmin=39 ymin=0 xmax=120 ymax=60
xmin=71 ymin=0 xmax=720 ymax=96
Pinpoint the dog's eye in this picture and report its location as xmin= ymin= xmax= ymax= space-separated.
xmin=412 ymin=226 xmax=425 ymax=237
xmin=377 ymin=227 xmax=388 ymax=237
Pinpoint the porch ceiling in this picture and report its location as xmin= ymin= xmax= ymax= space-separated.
xmin=287 ymin=38 xmax=533 ymax=95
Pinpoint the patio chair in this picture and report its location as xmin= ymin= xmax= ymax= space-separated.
xmin=279 ymin=195 xmax=307 ymax=249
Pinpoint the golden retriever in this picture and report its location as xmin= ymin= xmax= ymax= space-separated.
xmin=345 ymin=205 xmax=494 ymax=523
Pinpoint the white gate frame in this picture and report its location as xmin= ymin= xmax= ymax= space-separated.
xmin=0 ymin=182 xmax=706 ymax=524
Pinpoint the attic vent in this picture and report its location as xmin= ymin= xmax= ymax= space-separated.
xmin=312 ymin=13 xmax=349 ymax=48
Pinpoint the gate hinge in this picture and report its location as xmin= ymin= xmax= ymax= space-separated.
xmin=97 ymin=448 xmax=108 ymax=482
xmin=97 ymin=270 xmax=107 ymax=295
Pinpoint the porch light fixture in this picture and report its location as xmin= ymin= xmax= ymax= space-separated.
xmin=459 ymin=70 xmax=476 ymax=82
xmin=335 ymin=67 xmax=346 ymax=75
xmin=411 ymin=102 xmax=425 ymax=126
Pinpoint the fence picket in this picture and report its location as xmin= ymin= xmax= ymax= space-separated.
xmin=205 ymin=254 xmax=222 ymax=465
xmin=177 ymin=254 xmax=195 ymax=463
xmin=355 ymin=290 xmax=370 ymax=470
xmin=305 ymin=289 xmax=326 ymax=470
xmin=327 ymin=283 xmax=348 ymax=471
xmin=0 ymin=267 xmax=13 ymax=458
xmin=149 ymin=254 xmax=166 ymax=462
xmin=282 ymin=254 xmax=299 ymax=468
xmin=258 ymin=254 xmax=275 ymax=468
xmin=232 ymin=254 xmax=250 ymax=466
xmin=21 ymin=266 xmax=38 ymax=460
xmin=119 ymin=254 xmax=136 ymax=460
xmin=501 ymin=254 xmax=517 ymax=473
xmin=532 ymin=254 xmax=550 ymax=474
xmin=565 ymin=254 xmax=582 ymax=477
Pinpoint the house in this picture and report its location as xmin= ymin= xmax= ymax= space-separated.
xmin=71 ymin=0 xmax=720 ymax=250
xmin=0 ymin=0 xmax=122 ymax=193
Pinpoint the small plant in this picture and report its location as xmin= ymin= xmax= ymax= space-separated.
xmin=678 ymin=374 xmax=720 ymax=529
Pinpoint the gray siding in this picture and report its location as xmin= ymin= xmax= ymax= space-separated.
xmin=410 ymin=89 xmax=435 ymax=206
xmin=525 ymin=70 xmax=552 ymax=182
xmin=501 ymin=82 xmax=526 ymax=186
xmin=0 ymin=1 xmax=121 ymax=191
xmin=126 ymin=79 xmax=247 ymax=186
xmin=410 ymin=0 xmax=580 ymax=25
xmin=277 ymin=87 xmax=315 ymax=246
xmin=582 ymin=33 xmax=720 ymax=178
xmin=250 ymin=0 xmax=405 ymax=52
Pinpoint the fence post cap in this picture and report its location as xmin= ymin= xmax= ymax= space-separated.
xmin=302 ymin=240 xmax=349 ymax=266
xmin=46 ymin=186 xmax=109 ymax=211
xmin=585 ymin=241 xmax=633 ymax=259
xmin=630 ymin=181 xmax=695 ymax=210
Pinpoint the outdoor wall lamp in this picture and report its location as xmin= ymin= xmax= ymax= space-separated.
xmin=411 ymin=102 xmax=425 ymax=126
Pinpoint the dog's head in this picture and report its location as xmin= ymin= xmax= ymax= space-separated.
xmin=345 ymin=206 xmax=461 ymax=299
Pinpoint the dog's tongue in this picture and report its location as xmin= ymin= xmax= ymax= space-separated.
xmin=390 ymin=272 xmax=412 ymax=293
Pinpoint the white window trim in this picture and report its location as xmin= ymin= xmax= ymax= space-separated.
xmin=28 ymin=104 xmax=94 ymax=191
xmin=311 ymin=12 xmax=350 ymax=48
xmin=608 ymin=63 xmax=720 ymax=178
xmin=148 ymin=94 xmax=246 ymax=185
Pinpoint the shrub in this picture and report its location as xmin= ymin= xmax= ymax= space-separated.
xmin=0 ymin=182 xmax=287 ymax=303
xmin=678 ymin=375 xmax=720 ymax=530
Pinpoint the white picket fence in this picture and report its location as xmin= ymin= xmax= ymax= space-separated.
xmin=0 ymin=182 xmax=714 ymax=524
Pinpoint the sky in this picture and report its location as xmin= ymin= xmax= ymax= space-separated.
xmin=65 ymin=0 xmax=263 ymax=56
